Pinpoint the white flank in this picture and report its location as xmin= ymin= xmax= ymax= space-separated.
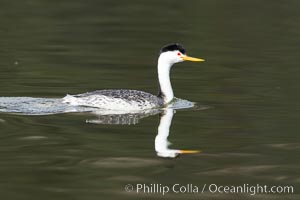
xmin=62 ymin=94 xmax=156 ymax=111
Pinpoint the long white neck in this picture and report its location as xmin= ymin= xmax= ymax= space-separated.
xmin=157 ymin=57 xmax=174 ymax=104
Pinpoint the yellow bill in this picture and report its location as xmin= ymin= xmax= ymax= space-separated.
xmin=180 ymin=150 xmax=201 ymax=154
xmin=181 ymin=55 xmax=205 ymax=62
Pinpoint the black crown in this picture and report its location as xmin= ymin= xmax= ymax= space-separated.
xmin=160 ymin=43 xmax=186 ymax=55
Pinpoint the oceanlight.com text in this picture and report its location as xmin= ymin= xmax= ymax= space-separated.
xmin=124 ymin=183 xmax=294 ymax=196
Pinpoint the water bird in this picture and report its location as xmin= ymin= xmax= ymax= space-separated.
xmin=63 ymin=43 xmax=204 ymax=110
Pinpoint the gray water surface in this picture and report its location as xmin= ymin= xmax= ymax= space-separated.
xmin=0 ymin=0 xmax=299 ymax=199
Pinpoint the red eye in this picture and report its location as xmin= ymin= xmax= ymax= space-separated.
xmin=177 ymin=52 xmax=181 ymax=56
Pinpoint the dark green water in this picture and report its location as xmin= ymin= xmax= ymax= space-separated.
xmin=0 ymin=0 xmax=299 ymax=199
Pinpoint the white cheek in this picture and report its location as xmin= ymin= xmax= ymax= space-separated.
xmin=171 ymin=54 xmax=182 ymax=63
xmin=177 ymin=57 xmax=184 ymax=62
xmin=172 ymin=57 xmax=179 ymax=63
xmin=159 ymin=51 xmax=184 ymax=64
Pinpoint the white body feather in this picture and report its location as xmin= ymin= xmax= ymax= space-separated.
xmin=62 ymin=90 xmax=163 ymax=111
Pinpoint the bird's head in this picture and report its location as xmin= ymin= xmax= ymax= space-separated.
xmin=158 ymin=43 xmax=205 ymax=65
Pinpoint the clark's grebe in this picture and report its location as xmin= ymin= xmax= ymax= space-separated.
xmin=63 ymin=43 xmax=204 ymax=110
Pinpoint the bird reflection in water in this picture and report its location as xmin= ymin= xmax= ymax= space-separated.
xmin=0 ymin=97 xmax=203 ymax=158
xmin=155 ymin=109 xmax=200 ymax=158
xmin=87 ymin=108 xmax=200 ymax=158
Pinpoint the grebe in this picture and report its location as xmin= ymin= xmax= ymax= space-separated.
xmin=63 ymin=43 xmax=204 ymax=110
